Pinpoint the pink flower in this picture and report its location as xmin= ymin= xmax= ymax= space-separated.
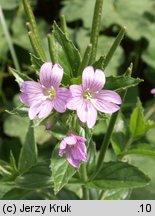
xmin=67 ymin=66 xmax=122 ymax=128
xmin=20 ymin=62 xmax=70 ymax=119
xmin=151 ymin=88 xmax=155 ymax=95
xmin=59 ymin=134 xmax=87 ymax=168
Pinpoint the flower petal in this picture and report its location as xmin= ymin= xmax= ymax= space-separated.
xmin=96 ymin=90 xmax=122 ymax=104
xmin=50 ymin=64 xmax=63 ymax=88
xmin=56 ymin=87 xmax=71 ymax=102
xmin=67 ymin=97 xmax=83 ymax=110
xmin=71 ymin=144 xmax=87 ymax=162
xmin=38 ymin=100 xmax=54 ymax=119
xmin=91 ymin=69 xmax=105 ymax=91
xmin=59 ymin=149 xmax=65 ymax=157
xmin=77 ymin=100 xmax=88 ymax=123
xmin=40 ymin=62 xmax=53 ymax=87
xmin=20 ymin=92 xmax=44 ymax=106
xmin=70 ymin=85 xmax=83 ymax=97
xmin=151 ymin=88 xmax=155 ymax=95
xmin=66 ymin=147 xmax=80 ymax=168
xmin=82 ymin=66 xmax=94 ymax=90
xmin=53 ymin=87 xmax=70 ymax=112
xmin=86 ymin=103 xmax=97 ymax=128
xmin=64 ymin=135 xmax=77 ymax=145
xmin=94 ymin=99 xmax=120 ymax=113
xmin=28 ymin=102 xmax=42 ymax=120
xmin=59 ymin=140 xmax=67 ymax=150
xmin=20 ymin=81 xmax=43 ymax=94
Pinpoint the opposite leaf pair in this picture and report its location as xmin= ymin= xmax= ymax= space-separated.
xmin=20 ymin=62 xmax=122 ymax=128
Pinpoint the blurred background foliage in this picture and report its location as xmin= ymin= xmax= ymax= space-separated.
xmin=0 ymin=0 xmax=155 ymax=199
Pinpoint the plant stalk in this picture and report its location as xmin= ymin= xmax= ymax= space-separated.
xmin=89 ymin=0 xmax=104 ymax=64
xmin=81 ymin=163 xmax=89 ymax=200
xmin=78 ymin=44 xmax=92 ymax=75
xmin=103 ymin=26 xmax=126 ymax=69
xmin=0 ymin=6 xmax=21 ymax=72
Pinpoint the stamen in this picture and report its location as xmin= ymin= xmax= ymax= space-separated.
xmin=83 ymin=90 xmax=93 ymax=100
xmin=45 ymin=86 xmax=56 ymax=99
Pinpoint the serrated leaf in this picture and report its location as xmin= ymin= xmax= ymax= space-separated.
xmin=87 ymin=161 xmax=150 ymax=190
xmin=50 ymin=145 xmax=76 ymax=194
xmin=9 ymin=67 xmax=32 ymax=85
xmin=104 ymin=75 xmax=143 ymax=91
xmin=130 ymin=98 xmax=146 ymax=139
xmin=18 ymin=121 xmax=37 ymax=172
xmin=51 ymin=22 xmax=81 ymax=79
xmin=16 ymin=162 xmax=53 ymax=189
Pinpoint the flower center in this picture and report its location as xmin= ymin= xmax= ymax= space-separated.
xmin=45 ymin=87 xmax=56 ymax=99
xmin=83 ymin=89 xmax=93 ymax=100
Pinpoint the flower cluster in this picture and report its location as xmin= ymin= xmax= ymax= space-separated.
xmin=20 ymin=62 xmax=122 ymax=168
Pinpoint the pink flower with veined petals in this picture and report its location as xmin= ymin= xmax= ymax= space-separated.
xmin=20 ymin=62 xmax=70 ymax=119
xmin=67 ymin=66 xmax=122 ymax=128
xmin=151 ymin=88 xmax=155 ymax=95
xmin=59 ymin=134 xmax=87 ymax=168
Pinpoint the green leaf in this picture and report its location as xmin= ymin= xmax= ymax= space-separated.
xmin=119 ymin=143 xmax=155 ymax=157
xmin=111 ymin=113 xmax=129 ymax=155
xmin=4 ymin=115 xmax=30 ymax=144
xmin=1 ymin=188 xmax=33 ymax=200
xmin=87 ymin=141 xmax=97 ymax=175
xmin=0 ymin=0 xmax=20 ymax=10
xmin=87 ymin=161 xmax=150 ymax=190
xmin=102 ymin=189 xmax=131 ymax=200
xmin=50 ymin=145 xmax=76 ymax=194
xmin=16 ymin=161 xmax=53 ymax=189
xmin=30 ymin=53 xmax=44 ymax=74
xmin=51 ymin=22 xmax=81 ymax=79
xmin=0 ymin=183 xmax=13 ymax=199
xmin=130 ymin=98 xmax=146 ymax=139
xmin=18 ymin=120 xmax=37 ymax=172
xmin=104 ymin=75 xmax=143 ymax=91
xmin=5 ymin=104 xmax=28 ymax=117
xmin=9 ymin=67 xmax=32 ymax=85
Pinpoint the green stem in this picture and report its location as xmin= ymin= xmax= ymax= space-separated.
xmin=0 ymin=6 xmax=21 ymax=72
xmin=96 ymin=111 xmax=119 ymax=171
xmin=23 ymin=0 xmax=46 ymax=61
xmin=103 ymin=26 xmax=126 ymax=69
xmin=94 ymin=63 xmax=133 ymax=177
xmin=122 ymin=136 xmax=133 ymax=153
xmin=89 ymin=0 xmax=104 ymax=64
xmin=47 ymin=34 xmax=57 ymax=63
xmin=78 ymin=44 xmax=92 ymax=75
xmin=98 ymin=190 xmax=105 ymax=200
xmin=28 ymin=31 xmax=44 ymax=59
xmin=81 ymin=163 xmax=89 ymax=200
